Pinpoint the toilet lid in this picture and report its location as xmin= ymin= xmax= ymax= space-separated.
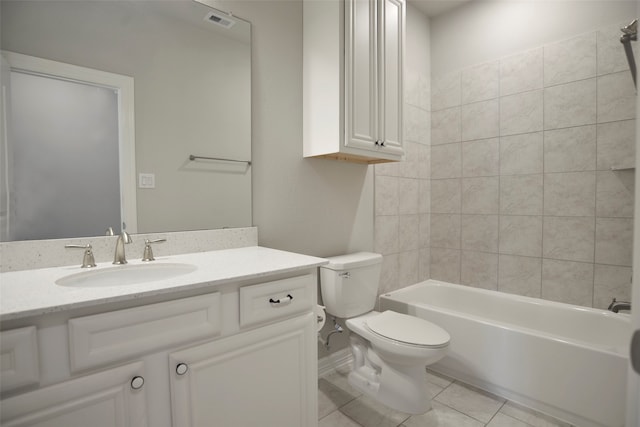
xmin=365 ymin=311 xmax=450 ymax=347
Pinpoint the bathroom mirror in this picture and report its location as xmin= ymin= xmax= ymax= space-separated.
xmin=0 ymin=0 xmax=252 ymax=241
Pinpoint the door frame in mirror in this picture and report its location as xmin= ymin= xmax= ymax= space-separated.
xmin=2 ymin=50 xmax=137 ymax=235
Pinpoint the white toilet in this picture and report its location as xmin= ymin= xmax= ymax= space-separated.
xmin=320 ymin=252 xmax=450 ymax=414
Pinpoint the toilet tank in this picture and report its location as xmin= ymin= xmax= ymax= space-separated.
xmin=320 ymin=252 xmax=383 ymax=318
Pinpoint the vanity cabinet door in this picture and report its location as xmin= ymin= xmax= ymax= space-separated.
xmin=169 ymin=313 xmax=317 ymax=427
xmin=0 ymin=361 xmax=147 ymax=427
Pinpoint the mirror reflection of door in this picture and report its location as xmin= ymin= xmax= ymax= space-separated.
xmin=10 ymin=71 xmax=120 ymax=240
xmin=0 ymin=52 xmax=136 ymax=241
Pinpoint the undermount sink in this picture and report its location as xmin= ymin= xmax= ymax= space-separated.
xmin=56 ymin=263 xmax=198 ymax=288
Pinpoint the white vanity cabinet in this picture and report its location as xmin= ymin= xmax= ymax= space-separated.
xmin=169 ymin=313 xmax=316 ymax=426
xmin=303 ymin=0 xmax=405 ymax=164
xmin=0 ymin=361 xmax=148 ymax=427
xmin=0 ymin=255 xmax=321 ymax=427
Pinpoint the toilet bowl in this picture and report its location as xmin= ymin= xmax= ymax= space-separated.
xmin=319 ymin=252 xmax=450 ymax=414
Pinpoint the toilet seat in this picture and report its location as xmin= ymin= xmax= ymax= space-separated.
xmin=365 ymin=311 xmax=450 ymax=348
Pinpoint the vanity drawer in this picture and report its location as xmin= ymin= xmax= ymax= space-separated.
xmin=0 ymin=326 xmax=40 ymax=392
xmin=240 ymin=274 xmax=314 ymax=327
xmin=69 ymin=292 xmax=222 ymax=372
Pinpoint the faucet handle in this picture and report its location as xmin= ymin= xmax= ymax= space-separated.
xmin=142 ymin=239 xmax=166 ymax=262
xmin=65 ymin=244 xmax=97 ymax=268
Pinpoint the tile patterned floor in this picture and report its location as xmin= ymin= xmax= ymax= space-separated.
xmin=318 ymin=367 xmax=573 ymax=427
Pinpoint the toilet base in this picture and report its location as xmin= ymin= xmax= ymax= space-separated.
xmin=348 ymin=336 xmax=433 ymax=415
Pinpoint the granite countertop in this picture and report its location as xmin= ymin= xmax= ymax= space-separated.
xmin=0 ymin=246 xmax=327 ymax=322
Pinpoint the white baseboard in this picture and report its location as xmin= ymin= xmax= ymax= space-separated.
xmin=318 ymin=348 xmax=353 ymax=378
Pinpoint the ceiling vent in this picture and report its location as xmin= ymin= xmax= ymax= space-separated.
xmin=204 ymin=11 xmax=235 ymax=29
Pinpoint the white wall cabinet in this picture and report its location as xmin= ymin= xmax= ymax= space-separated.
xmin=304 ymin=0 xmax=405 ymax=164
xmin=0 ymin=272 xmax=318 ymax=427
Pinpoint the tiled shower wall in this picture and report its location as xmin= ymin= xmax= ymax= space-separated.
xmin=373 ymin=78 xmax=431 ymax=295
xmin=429 ymin=23 xmax=636 ymax=309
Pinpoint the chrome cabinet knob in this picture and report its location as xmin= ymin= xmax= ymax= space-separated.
xmin=131 ymin=376 xmax=144 ymax=390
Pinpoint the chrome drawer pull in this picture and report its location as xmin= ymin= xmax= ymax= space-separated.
xmin=269 ymin=294 xmax=293 ymax=305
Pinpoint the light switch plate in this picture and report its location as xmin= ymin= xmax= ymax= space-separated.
xmin=138 ymin=173 xmax=155 ymax=189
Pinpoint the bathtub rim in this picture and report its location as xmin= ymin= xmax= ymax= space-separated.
xmin=380 ymin=279 xmax=631 ymax=357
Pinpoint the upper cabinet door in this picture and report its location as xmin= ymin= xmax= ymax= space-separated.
xmin=345 ymin=0 xmax=379 ymax=151
xmin=378 ymin=0 xmax=404 ymax=156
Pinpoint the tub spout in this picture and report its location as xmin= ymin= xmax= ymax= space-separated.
xmin=608 ymin=298 xmax=631 ymax=313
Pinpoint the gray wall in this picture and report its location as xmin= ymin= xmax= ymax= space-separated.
xmin=211 ymin=0 xmax=374 ymax=258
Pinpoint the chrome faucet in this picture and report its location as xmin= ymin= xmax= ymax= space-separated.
xmin=113 ymin=231 xmax=132 ymax=265
xmin=608 ymin=298 xmax=631 ymax=313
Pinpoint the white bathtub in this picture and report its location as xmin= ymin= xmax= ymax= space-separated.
xmin=379 ymin=280 xmax=631 ymax=427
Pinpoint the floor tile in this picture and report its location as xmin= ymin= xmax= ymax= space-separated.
xmin=426 ymin=369 xmax=454 ymax=389
xmin=340 ymin=394 xmax=411 ymax=427
xmin=322 ymin=369 xmax=363 ymax=400
xmin=434 ymin=382 xmax=505 ymax=423
xmin=318 ymin=377 xmax=358 ymax=418
xmin=487 ymin=412 xmax=532 ymax=427
xmin=319 ymin=410 xmax=363 ymax=427
xmin=500 ymin=402 xmax=573 ymax=427
xmin=402 ymin=401 xmax=484 ymax=427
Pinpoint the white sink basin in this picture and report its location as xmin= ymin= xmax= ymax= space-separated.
xmin=56 ymin=263 xmax=197 ymax=288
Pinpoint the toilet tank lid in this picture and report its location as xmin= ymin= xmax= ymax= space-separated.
xmin=322 ymin=252 xmax=383 ymax=270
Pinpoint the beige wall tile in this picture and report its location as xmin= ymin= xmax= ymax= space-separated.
xmin=543 ymin=172 xmax=596 ymax=216
xmin=431 ymin=248 xmax=461 ymax=283
xmin=404 ymin=104 xmax=431 ymax=144
xmin=399 ymin=178 xmax=420 ymax=214
xmin=431 ymin=214 xmax=461 ymax=249
xmin=596 ymin=120 xmax=636 ymax=170
xmin=432 ymin=143 xmax=461 ymax=179
xmin=595 ymin=217 xmax=633 ymax=266
xmin=461 ymin=251 xmax=498 ymax=290
xmin=500 ymin=48 xmax=543 ymax=96
xmin=419 ymin=213 xmax=431 ymax=249
xmin=596 ymin=170 xmax=634 ymax=218
xmin=461 ymin=61 xmax=500 ymax=104
xmin=498 ymin=255 xmax=542 ymax=298
xmin=500 ymin=90 xmax=544 ymax=136
xmin=543 ymin=216 xmax=595 ymax=262
xmin=542 ymin=259 xmax=594 ymax=306
xmin=500 ymin=133 xmax=543 ymax=175
xmin=461 ymin=99 xmax=499 ymax=141
xmin=544 ymin=79 xmax=596 ymax=130
xmin=543 ymin=33 xmax=596 ymax=86
xmin=593 ymin=264 xmax=632 ymax=309
xmin=419 ymin=179 xmax=431 ymax=214
xmin=375 ymin=175 xmax=398 ymax=216
xmin=399 ymin=214 xmax=420 ymax=251
xmin=462 ymin=177 xmax=499 ymax=214
xmin=379 ymin=253 xmax=399 ymax=297
xmin=461 ymin=214 xmax=499 ymax=252
xmin=432 ymin=178 xmax=461 ymax=213
xmin=462 ymin=138 xmax=499 ymax=177
xmin=499 ymin=215 xmax=543 ymax=257
xmin=543 ymin=125 xmax=596 ymax=172
xmin=419 ymin=248 xmax=430 ymax=281
xmin=374 ymin=215 xmax=398 ymax=255
xmin=399 ymin=250 xmax=420 ymax=288
xmin=432 ymin=107 xmax=461 ymax=145
xmin=500 ymin=174 xmax=543 ymax=215
xmin=432 ymin=71 xmax=461 ymax=111
xmin=597 ymin=71 xmax=636 ymax=123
